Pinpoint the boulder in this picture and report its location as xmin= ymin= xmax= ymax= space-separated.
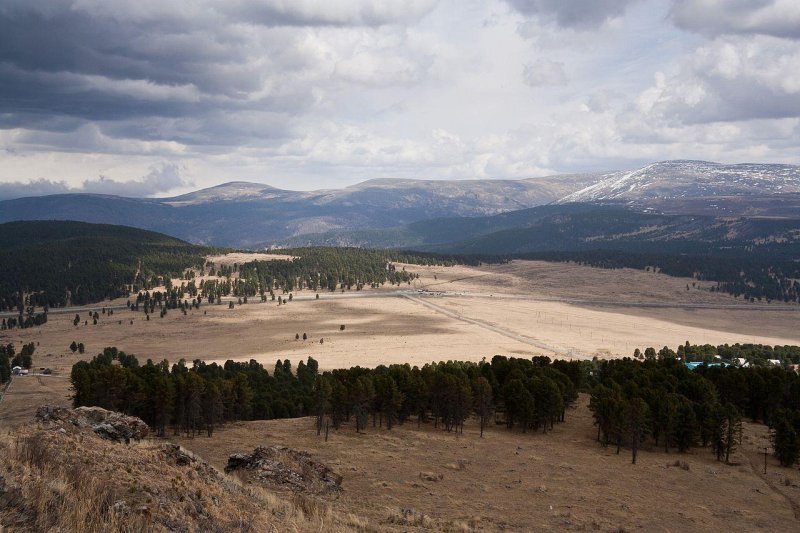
xmin=225 ymin=445 xmax=342 ymax=494
xmin=35 ymin=405 xmax=149 ymax=442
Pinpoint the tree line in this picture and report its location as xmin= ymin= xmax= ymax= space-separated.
xmin=128 ymin=247 xmax=506 ymax=313
xmin=589 ymin=355 xmax=800 ymax=465
xmin=70 ymin=342 xmax=800 ymax=468
xmin=0 ymin=342 xmax=35 ymax=383
xmin=517 ymin=248 xmax=800 ymax=304
xmin=70 ymin=350 xmax=581 ymax=440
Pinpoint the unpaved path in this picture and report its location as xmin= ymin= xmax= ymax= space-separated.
xmin=402 ymin=294 xmax=574 ymax=356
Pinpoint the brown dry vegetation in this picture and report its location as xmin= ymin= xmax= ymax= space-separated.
xmin=174 ymin=395 xmax=800 ymax=532
xmin=2 ymin=256 xmax=800 ymax=530
xmin=0 ymin=421 xmax=370 ymax=532
xmin=1 ymin=258 xmax=798 ymax=429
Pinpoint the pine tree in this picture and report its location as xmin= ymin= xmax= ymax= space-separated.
xmin=625 ymin=397 xmax=649 ymax=464
xmin=473 ymin=376 xmax=493 ymax=437
xmin=771 ymin=409 xmax=800 ymax=467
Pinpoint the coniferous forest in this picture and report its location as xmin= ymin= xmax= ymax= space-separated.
xmin=0 ymin=221 xmax=216 ymax=312
xmin=68 ymin=343 xmax=800 ymax=467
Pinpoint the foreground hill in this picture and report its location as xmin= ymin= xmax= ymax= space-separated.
xmin=0 ymin=406 xmax=362 ymax=532
xmin=0 ymin=174 xmax=597 ymax=247
xmin=0 ymin=220 xmax=215 ymax=312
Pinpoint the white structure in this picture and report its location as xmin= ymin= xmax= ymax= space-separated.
xmin=735 ymin=358 xmax=750 ymax=368
xmin=767 ymin=359 xmax=782 ymax=366
xmin=11 ymin=366 xmax=22 ymax=375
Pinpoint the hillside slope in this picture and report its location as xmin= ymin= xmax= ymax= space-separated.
xmin=0 ymin=220 xmax=214 ymax=311
xmin=280 ymin=203 xmax=800 ymax=254
xmin=559 ymin=160 xmax=800 ymax=207
xmin=0 ymin=408 xmax=364 ymax=532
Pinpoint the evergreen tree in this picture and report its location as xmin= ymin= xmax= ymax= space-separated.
xmin=473 ymin=376 xmax=493 ymax=437
xmin=771 ymin=409 xmax=800 ymax=467
xmin=625 ymin=397 xmax=649 ymax=464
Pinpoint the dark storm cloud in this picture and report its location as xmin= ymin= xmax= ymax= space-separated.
xmin=671 ymin=0 xmax=800 ymax=39
xmin=505 ymin=0 xmax=638 ymax=28
xmin=0 ymin=1 xmax=435 ymax=145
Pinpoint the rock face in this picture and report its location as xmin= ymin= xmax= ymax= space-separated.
xmin=225 ymin=445 xmax=342 ymax=494
xmin=35 ymin=405 xmax=149 ymax=442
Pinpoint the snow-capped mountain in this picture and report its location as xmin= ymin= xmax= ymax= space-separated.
xmin=558 ymin=160 xmax=800 ymax=204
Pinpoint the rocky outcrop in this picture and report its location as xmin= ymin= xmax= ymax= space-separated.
xmin=35 ymin=405 xmax=149 ymax=442
xmin=225 ymin=445 xmax=342 ymax=494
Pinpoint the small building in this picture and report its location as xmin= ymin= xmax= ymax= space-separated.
xmin=685 ymin=361 xmax=730 ymax=371
xmin=11 ymin=366 xmax=22 ymax=375
xmin=767 ymin=359 xmax=782 ymax=366
xmin=735 ymin=358 xmax=750 ymax=368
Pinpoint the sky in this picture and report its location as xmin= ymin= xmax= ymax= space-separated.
xmin=0 ymin=0 xmax=799 ymax=199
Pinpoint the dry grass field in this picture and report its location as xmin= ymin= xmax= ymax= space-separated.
xmin=2 ymin=255 xmax=800 ymax=530
xmin=1 ymin=257 xmax=798 ymax=430
xmin=172 ymin=395 xmax=800 ymax=532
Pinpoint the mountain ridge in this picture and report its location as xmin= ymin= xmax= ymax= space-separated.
xmin=2 ymin=160 xmax=799 ymax=247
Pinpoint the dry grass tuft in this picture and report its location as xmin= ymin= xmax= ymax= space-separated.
xmin=668 ymin=459 xmax=690 ymax=471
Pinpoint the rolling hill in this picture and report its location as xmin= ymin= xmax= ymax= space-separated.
xmin=0 ymin=220 xmax=215 ymax=312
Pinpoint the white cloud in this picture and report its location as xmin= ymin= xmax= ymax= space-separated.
xmin=638 ymin=35 xmax=800 ymax=124
xmin=522 ymin=59 xmax=567 ymax=86
xmin=0 ymin=0 xmax=799 ymax=194
xmin=0 ymin=163 xmax=191 ymax=200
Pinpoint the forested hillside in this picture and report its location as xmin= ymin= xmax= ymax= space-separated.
xmin=0 ymin=221 xmax=215 ymax=312
xmin=281 ymin=205 xmax=800 ymax=304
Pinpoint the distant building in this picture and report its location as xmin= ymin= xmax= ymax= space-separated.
xmin=685 ymin=361 xmax=730 ymax=371
xmin=735 ymin=358 xmax=750 ymax=368
xmin=767 ymin=359 xmax=782 ymax=366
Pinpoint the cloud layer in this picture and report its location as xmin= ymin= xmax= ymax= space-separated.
xmin=0 ymin=0 xmax=798 ymax=197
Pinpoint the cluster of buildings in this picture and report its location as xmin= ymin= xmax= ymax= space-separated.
xmin=684 ymin=357 xmax=789 ymax=371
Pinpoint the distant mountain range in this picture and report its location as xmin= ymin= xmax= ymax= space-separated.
xmin=559 ymin=160 xmax=800 ymax=217
xmin=281 ymin=203 xmax=800 ymax=254
xmin=2 ymin=160 xmax=799 ymax=249
xmin=0 ymin=174 xmax=595 ymax=247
